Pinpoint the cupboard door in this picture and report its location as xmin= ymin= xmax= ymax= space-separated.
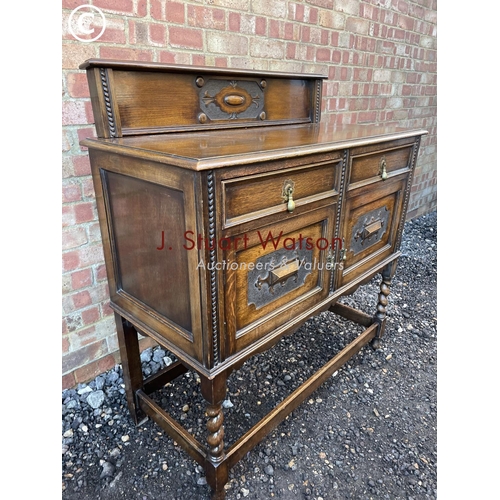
xmin=223 ymin=205 xmax=337 ymax=353
xmin=340 ymin=177 xmax=407 ymax=287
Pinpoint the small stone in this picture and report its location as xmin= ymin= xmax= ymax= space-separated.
xmin=77 ymin=386 xmax=92 ymax=395
xmin=121 ymin=435 xmax=130 ymax=442
xmin=63 ymin=429 xmax=73 ymax=438
xmin=182 ymin=405 xmax=189 ymax=412
xmin=197 ymin=477 xmax=207 ymax=485
xmin=222 ymin=399 xmax=234 ymax=409
xmin=163 ymin=356 xmax=173 ymax=367
xmin=95 ymin=375 xmax=106 ymax=390
xmin=264 ymin=465 xmax=274 ymax=476
xmin=373 ymin=408 xmax=380 ymax=417
xmin=100 ymin=461 xmax=116 ymax=479
xmin=86 ymin=390 xmax=105 ymax=409
xmin=162 ymin=463 xmax=168 ymax=471
xmin=140 ymin=348 xmax=153 ymax=363
xmin=386 ymin=353 xmax=393 ymax=360
xmin=241 ymin=487 xmax=250 ymax=497
xmin=153 ymin=349 xmax=166 ymax=363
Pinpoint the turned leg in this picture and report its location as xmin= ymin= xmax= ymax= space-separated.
xmin=371 ymin=267 xmax=392 ymax=349
xmin=201 ymin=373 xmax=229 ymax=500
xmin=115 ymin=312 xmax=145 ymax=424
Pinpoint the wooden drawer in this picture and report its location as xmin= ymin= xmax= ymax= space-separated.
xmin=223 ymin=205 xmax=336 ymax=353
xmin=222 ymin=161 xmax=340 ymax=228
xmin=349 ymin=140 xmax=414 ymax=189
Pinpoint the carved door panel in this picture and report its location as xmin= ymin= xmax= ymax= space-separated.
xmin=223 ymin=204 xmax=337 ymax=354
xmin=339 ymin=176 xmax=407 ymax=288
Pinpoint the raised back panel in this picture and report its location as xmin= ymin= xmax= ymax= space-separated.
xmin=81 ymin=59 xmax=326 ymax=138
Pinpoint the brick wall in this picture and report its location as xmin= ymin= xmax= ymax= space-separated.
xmin=62 ymin=0 xmax=437 ymax=389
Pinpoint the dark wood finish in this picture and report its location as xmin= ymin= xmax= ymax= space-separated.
xmin=81 ymin=60 xmax=427 ymax=499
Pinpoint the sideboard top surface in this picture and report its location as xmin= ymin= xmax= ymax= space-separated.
xmin=82 ymin=122 xmax=427 ymax=170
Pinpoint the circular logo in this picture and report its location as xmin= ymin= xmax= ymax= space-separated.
xmin=68 ymin=5 xmax=106 ymax=43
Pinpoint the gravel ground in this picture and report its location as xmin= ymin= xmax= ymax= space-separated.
xmin=62 ymin=211 xmax=437 ymax=500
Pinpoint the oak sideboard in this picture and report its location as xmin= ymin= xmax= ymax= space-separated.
xmin=80 ymin=59 xmax=426 ymax=499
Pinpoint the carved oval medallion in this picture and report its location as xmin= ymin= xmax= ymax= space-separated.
xmin=224 ymin=94 xmax=246 ymax=106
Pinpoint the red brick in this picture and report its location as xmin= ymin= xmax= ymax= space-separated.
xmin=293 ymin=3 xmax=304 ymax=21
xmin=71 ymin=268 xmax=93 ymax=290
xmin=94 ymin=0 xmax=134 ymax=16
xmin=316 ymin=48 xmax=331 ymax=62
xmin=81 ymin=306 xmax=100 ymax=325
xmin=62 ymin=372 xmax=76 ymax=391
xmin=286 ymin=43 xmax=296 ymax=60
xmin=255 ymin=17 xmax=266 ymax=35
xmin=308 ymin=7 xmax=318 ymax=24
xmin=74 ymin=202 xmax=95 ymax=223
xmin=284 ymin=22 xmax=297 ymax=41
xmin=192 ymin=55 xmax=206 ymax=66
xmin=229 ymin=12 xmax=240 ymax=31
xmin=151 ymin=0 xmax=163 ymax=20
xmin=66 ymin=73 xmax=89 ymax=98
xmin=150 ymin=23 xmax=166 ymax=45
xmin=269 ymin=19 xmax=281 ymax=39
xmin=166 ymin=1 xmax=186 ymax=23
xmin=169 ymin=27 xmax=203 ymax=50
xmin=73 ymin=155 xmax=91 ymax=176
xmin=62 ymin=251 xmax=80 ymax=271
xmin=72 ymin=290 xmax=93 ymax=310
xmin=62 ymin=182 xmax=82 ymax=203
xmin=137 ymin=0 xmax=147 ymax=17
xmin=214 ymin=57 xmax=228 ymax=68
xmin=77 ymin=128 xmax=95 ymax=151
xmin=62 ymin=226 xmax=87 ymax=251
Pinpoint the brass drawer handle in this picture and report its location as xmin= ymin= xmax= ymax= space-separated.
xmin=255 ymin=255 xmax=305 ymax=293
xmin=379 ymin=157 xmax=388 ymax=180
xmin=282 ymin=179 xmax=295 ymax=213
